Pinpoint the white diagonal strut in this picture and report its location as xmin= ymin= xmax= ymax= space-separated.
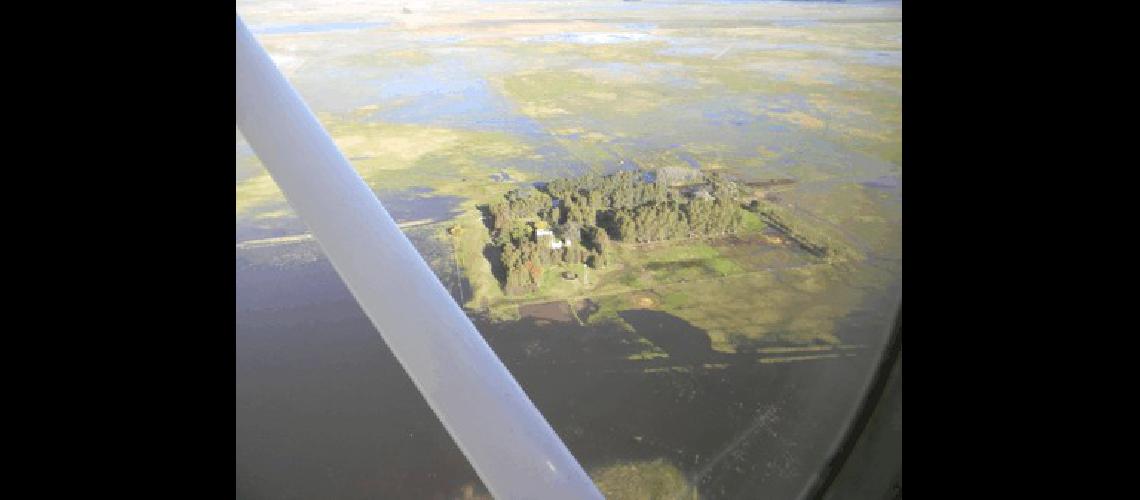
xmin=235 ymin=14 xmax=602 ymax=499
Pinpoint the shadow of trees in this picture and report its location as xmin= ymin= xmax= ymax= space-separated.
xmin=482 ymin=243 xmax=506 ymax=289
xmin=470 ymin=310 xmax=873 ymax=500
xmin=476 ymin=204 xmax=510 ymax=289
xmin=475 ymin=203 xmax=495 ymax=233
xmin=618 ymin=310 xmax=715 ymax=363
xmin=239 ymin=269 xmax=880 ymax=500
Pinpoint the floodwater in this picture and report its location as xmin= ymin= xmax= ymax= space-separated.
xmin=250 ymin=22 xmax=391 ymax=35
xmin=237 ymin=242 xmax=898 ymax=499
xmin=234 ymin=188 xmax=462 ymax=244
xmin=237 ymin=0 xmax=901 ymax=497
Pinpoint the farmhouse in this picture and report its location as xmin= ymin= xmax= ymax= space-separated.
xmin=535 ymin=225 xmax=572 ymax=250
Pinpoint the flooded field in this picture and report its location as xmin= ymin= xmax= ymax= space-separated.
xmin=237 ymin=242 xmax=896 ymax=499
xmin=237 ymin=0 xmax=901 ymax=498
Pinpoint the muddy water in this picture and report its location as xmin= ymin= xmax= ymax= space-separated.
xmin=236 ymin=244 xmax=898 ymax=499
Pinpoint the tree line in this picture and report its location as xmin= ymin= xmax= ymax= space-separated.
xmin=746 ymin=199 xmax=857 ymax=262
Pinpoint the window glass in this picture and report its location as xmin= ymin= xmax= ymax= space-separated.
xmin=237 ymin=1 xmax=901 ymax=498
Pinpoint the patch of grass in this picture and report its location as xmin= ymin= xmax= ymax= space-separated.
xmin=499 ymin=67 xmax=676 ymax=120
xmin=586 ymin=294 xmax=634 ymax=331
xmin=626 ymin=338 xmax=669 ymax=361
xmin=741 ymin=209 xmax=767 ymax=233
xmin=705 ymin=257 xmax=742 ymax=276
xmin=625 ymin=242 xmax=746 ymax=283
xmin=661 ymin=291 xmax=689 ymax=310
xmin=639 ymin=242 xmax=721 ymax=263
xmin=454 ymin=211 xmax=505 ymax=311
xmin=650 ymin=263 xmax=872 ymax=351
xmin=589 ymin=459 xmax=698 ymax=500
xmin=488 ymin=303 xmax=520 ymax=322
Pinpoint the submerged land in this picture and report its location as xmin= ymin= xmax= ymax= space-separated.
xmin=237 ymin=1 xmax=901 ymax=498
